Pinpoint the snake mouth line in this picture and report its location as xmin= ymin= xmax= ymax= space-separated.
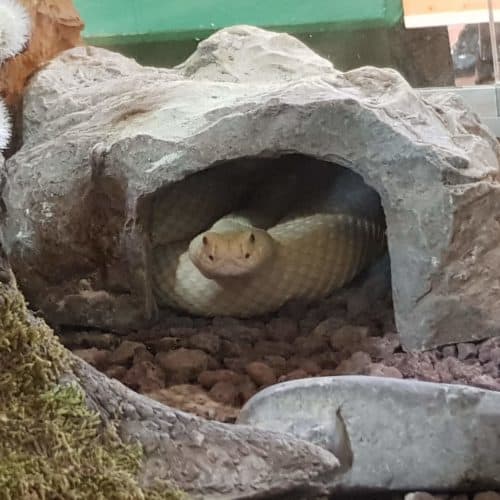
xmin=200 ymin=259 xmax=262 ymax=278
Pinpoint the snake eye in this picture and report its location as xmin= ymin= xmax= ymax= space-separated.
xmin=202 ymin=236 xmax=208 ymax=245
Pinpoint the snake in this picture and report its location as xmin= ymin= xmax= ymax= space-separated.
xmin=151 ymin=160 xmax=387 ymax=318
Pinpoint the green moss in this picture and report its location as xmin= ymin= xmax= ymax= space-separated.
xmin=0 ymin=286 xmax=186 ymax=500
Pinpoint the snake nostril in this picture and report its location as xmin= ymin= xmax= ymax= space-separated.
xmin=209 ymin=255 xmax=214 ymax=261
xmin=245 ymin=253 xmax=250 ymax=259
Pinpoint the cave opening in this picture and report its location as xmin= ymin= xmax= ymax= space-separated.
xmin=60 ymin=152 xmax=398 ymax=423
xmin=149 ymin=152 xmax=393 ymax=326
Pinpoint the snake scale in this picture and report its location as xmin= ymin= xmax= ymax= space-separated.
xmin=151 ymin=160 xmax=387 ymax=317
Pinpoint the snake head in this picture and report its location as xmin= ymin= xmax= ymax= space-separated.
xmin=188 ymin=228 xmax=275 ymax=279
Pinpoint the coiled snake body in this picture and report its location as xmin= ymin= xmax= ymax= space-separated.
xmin=152 ymin=163 xmax=387 ymax=317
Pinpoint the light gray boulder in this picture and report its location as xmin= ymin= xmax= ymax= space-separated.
xmin=3 ymin=25 xmax=500 ymax=350
xmin=237 ymin=375 xmax=500 ymax=492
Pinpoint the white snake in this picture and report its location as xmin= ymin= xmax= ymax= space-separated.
xmin=151 ymin=161 xmax=387 ymax=317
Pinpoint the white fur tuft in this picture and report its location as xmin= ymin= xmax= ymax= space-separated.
xmin=0 ymin=99 xmax=11 ymax=150
xmin=0 ymin=0 xmax=30 ymax=151
xmin=0 ymin=0 xmax=31 ymax=62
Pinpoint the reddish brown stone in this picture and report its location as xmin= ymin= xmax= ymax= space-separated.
xmin=156 ymin=348 xmax=210 ymax=384
xmin=189 ymin=331 xmax=221 ymax=355
xmin=328 ymin=325 xmax=370 ymax=352
xmin=209 ymin=381 xmax=239 ymax=406
xmin=238 ymin=375 xmax=258 ymax=403
xmin=198 ymin=369 xmax=242 ymax=389
xmin=122 ymin=360 xmax=165 ymax=393
xmin=108 ymin=340 xmax=144 ymax=366
xmin=297 ymin=359 xmax=322 ymax=376
xmin=245 ymin=361 xmax=276 ymax=387
xmin=279 ymin=368 xmax=308 ymax=382
xmin=292 ymin=335 xmax=327 ymax=356
xmin=334 ymin=351 xmax=372 ymax=375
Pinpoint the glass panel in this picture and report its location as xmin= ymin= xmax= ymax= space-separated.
xmin=74 ymin=0 xmax=500 ymax=89
xmin=487 ymin=0 xmax=500 ymax=84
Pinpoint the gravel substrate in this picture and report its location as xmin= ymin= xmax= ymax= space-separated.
xmin=61 ymin=265 xmax=500 ymax=423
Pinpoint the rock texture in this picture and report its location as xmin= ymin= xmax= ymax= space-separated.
xmin=237 ymin=375 xmax=500 ymax=492
xmin=76 ymin=358 xmax=340 ymax=499
xmin=3 ymin=25 xmax=500 ymax=349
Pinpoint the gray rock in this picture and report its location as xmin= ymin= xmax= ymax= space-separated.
xmin=3 ymin=25 xmax=500 ymax=349
xmin=237 ymin=375 xmax=500 ymax=492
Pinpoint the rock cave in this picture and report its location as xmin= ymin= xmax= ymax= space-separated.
xmin=5 ymin=29 xmax=500 ymax=353
xmin=2 ymin=12 xmax=500 ymax=500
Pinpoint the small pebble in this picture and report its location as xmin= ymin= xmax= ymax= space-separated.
xmin=133 ymin=346 xmax=155 ymax=364
xmin=278 ymin=368 xmax=308 ymax=382
xmin=457 ymin=342 xmax=478 ymax=361
xmin=122 ymin=360 xmax=165 ymax=393
xmin=245 ymin=361 xmax=276 ymax=387
xmin=297 ymin=359 xmax=322 ymax=376
xmin=149 ymin=337 xmax=182 ymax=352
xmin=189 ymin=331 xmax=221 ymax=355
xmin=328 ymin=324 xmax=370 ymax=351
xmin=108 ymin=340 xmax=144 ymax=365
xmin=293 ymin=335 xmax=327 ymax=356
xmin=261 ymin=355 xmax=287 ymax=376
xmin=209 ymin=380 xmax=239 ymax=406
xmin=441 ymin=345 xmax=458 ymax=358
xmin=156 ymin=348 xmax=209 ymax=384
xmin=334 ymin=351 xmax=372 ymax=375
xmin=238 ymin=375 xmax=258 ymax=402
xmin=198 ymin=369 xmax=242 ymax=389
